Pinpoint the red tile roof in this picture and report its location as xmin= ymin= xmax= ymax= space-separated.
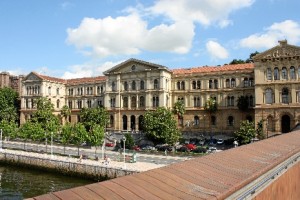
xmin=172 ymin=63 xmax=254 ymax=75
xmin=32 ymin=72 xmax=106 ymax=85
xmin=31 ymin=130 xmax=300 ymax=200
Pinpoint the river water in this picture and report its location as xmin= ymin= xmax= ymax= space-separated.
xmin=0 ymin=164 xmax=94 ymax=199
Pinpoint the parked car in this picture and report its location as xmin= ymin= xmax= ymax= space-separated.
xmin=105 ymin=142 xmax=115 ymax=147
xmin=177 ymin=146 xmax=189 ymax=152
xmin=207 ymin=146 xmax=217 ymax=153
xmin=217 ymin=139 xmax=224 ymax=145
xmin=132 ymin=145 xmax=141 ymax=151
xmin=141 ymin=145 xmax=156 ymax=151
xmin=185 ymin=143 xmax=197 ymax=151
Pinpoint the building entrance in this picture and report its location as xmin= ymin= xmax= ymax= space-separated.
xmin=281 ymin=115 xmax=290 ymax=133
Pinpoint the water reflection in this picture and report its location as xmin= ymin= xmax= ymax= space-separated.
xmin=0 ymin=165 xmax=94 ymax=199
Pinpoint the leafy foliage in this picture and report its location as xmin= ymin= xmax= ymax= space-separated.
xmin=120 ymin=133 xmax=135 ymax=149
xmin=71 ymin=122 xmax=88 ymax=156
xmin=172 ymin=101 xmax=185 ymax=118
xmin=237 ymin=96 xmax=249 ymax=111
xmin=88 ymin=124 xmax=105 ymax=156
xmin=0 ymin=87 xmax=19 ymax=122
xmin=204 ymin=97 xmax=218 ymax=114
xmin=31 ymin=97 xmax=60 ymax=133
xmin=80 ymin=107 xmax=109 ymax=131
xmin=60 ymin=105 xmax=71 ymax=123
xmin=256 ymin=119 xmax=266 ymax=140
xmin=143 ymin=107 xmax=181 ymax=145
xmin=19 ymin=121 xmax=44 ymax=142
xmin=0 ymin=120 xmax=18 ymax=139
xmin=234 ymin=120 xmax=256 ymax=145
xmin=229 ymin=51 xmax=260 ymax=64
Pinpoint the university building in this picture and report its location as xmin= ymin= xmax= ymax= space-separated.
xmin=19 ymin=40 xmax=300 ymax=136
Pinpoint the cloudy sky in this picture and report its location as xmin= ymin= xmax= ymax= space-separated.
xmin=0 ymin=0 xmax=299 ymax=78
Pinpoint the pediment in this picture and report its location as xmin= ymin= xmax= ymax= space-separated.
xmin=103 ymin=58 xmax=170 ymax=75
xmin=23 ymin=72 xmax=43 ymax=82
xmin=253 ymin=40 xmax=300 ymax=61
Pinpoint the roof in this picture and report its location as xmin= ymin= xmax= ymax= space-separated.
xmin=30 ymin=72 xmax=106 ymax=85
xmin=172 ymin=63 xmax=254 ymax=75
xmin=29 ymin=130 xmax=300 ymax=200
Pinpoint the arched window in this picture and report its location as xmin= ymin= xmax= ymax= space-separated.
xmin=177 ymin=81 xmax=181 ymax=90
xmin=214 ymin=79 xmax=218 ymax=89
xmin=211 ymin=116 xmax=216 ymax=126
xmin=226 ymin=79 xmax=230 ymax=88
xmin=274 ymin=67 xmax=280 ymax=80
xmin=181 ymin=81 xmax=185 ymax=90
xmin=131 ymin=96 xmax=136 ymax=108
xmin=265 ymin=88 xmax=273 ymax=104
xmin=249 ymin=95 xmax=254 ymax=107
xmin=194 ymin=97 xmax=200 ymax=107
xmin=48 ymin=87 xmax=51 ymax=95
xmin=192 ymin=81 xmax=196 ymax=89
xmin=110 ymin=115 xmax=114 ymax=127
xmin=290 ymin=66 xmax=296 ymax=79
xmin=231 ymin=78 xmax=236 ymax=88
xmin=282 ymin=88 xmax=289 ymax=104
xmin=197 ymin=80 xmax=201 ymax=89
xmin=56 ymin=99 xmax=60 ymax=108
xmin=227 ymin=116 xmax=234 ymax=126
xmin=282 ymin=67 xmax=287 ymax=80
xmin=132 ymin=81 xmax=136 ymax=90
xmin=140 ymin=80 xmax=144 ymax=90
xmin=152 ymin=96 xmax=159 ymax=107
xmin=249 ymin=78 xmax=254 ymax=86
xmin=244 ymin=78 xmax=249 ymax=87
xmin=124 ymin=82 xmax=128 ymax=91
xmin=56 ymin=88 xmax=60 ymax=95
xmin=194 ymin=116 xmax=200 ymax=125
xmin=154 ymin=79 xmax=159 ymax=89
xmin=266 ymin=68 xmax=272 ymax=80
xmin=209 ymin=80 xmax=213 ymax=89
xmin=139 ymin=96 xmax=145 ymax=107
xmin=230 ymin=96 xmax=235 ymax=106
xmin=112 ymin=82 xmax=116 ymax=91
xmin=123 ymin=97 xmax=128 ymax=108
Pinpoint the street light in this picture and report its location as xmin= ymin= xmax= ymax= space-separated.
xmin=0 ymin=129 xmax=3 ymax=151
xmin=45 ymin=132 xmax=48 ymax=153
xmin=51 ymin=132 xmax=53 ymax=157
xmin=122 ymin=136 xmax=126 ymax=168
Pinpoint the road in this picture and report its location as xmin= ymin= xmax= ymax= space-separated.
xmin=1 ymin=141 xmax=188 ymax=165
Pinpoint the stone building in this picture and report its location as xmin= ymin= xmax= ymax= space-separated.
xmin=0 ymin=72 xmax=24 ymax=94
xmin=19 ymin=41 xmax=300 ymax=136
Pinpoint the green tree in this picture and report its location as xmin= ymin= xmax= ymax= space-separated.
xmin=71 ymin=122 xmax=88 ymax=156
xmin=19 ymin=121 xmax=44 ymax=151
xmin=143 ymin=107 xmax=181 ymax=145
xmin=172 ymin=100 xmax=185 ymax=126
xmin=60 ymin=105 xmax=71 ymax=124
xmin=80 ymin=107 xmax=109 ymax=131
xmin=0 ymin=87 xmax=19 ymax=122
xmin=246 ymin=51 xmax=260 ymax=63
xmin=61 ymin=123 xmax=73 ymax=154
xmin=234 ymin=120 xmax=256 ymax=145
xmin=229 ymin=59 xmax=245 ymax=65
xmin=87 ymin=124 xmax=105 ymax=158
xmin=31 ymin=97 xmax=60 ymax=133
xmin=120 ymin=133 xmax=135 ymax=149
xmin=204 ymin=97 xmax=218 ymax=135
xmin=0 ymin=120 xmax=18 ymax=140
xmin=256 ymin=119 xmax=266 ymax=140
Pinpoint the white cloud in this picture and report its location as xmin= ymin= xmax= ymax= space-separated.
xmin=66 ymin=0 xmax=254 ymax=59
xmin=206 ymin=41 xmax=229 ymax=59
xmin=240 ymin=20 xmax=300 ymax=49
xmin=149 ymin=0 xmax=254 ymax=27
xmin=61 ymin=60 xmax=123 ymax=79
xmin=66 ymin=13 xmax=194 ymax=57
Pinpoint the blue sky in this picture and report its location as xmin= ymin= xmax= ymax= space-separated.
xmin=1 ymin=0 xmax=300 ymax=78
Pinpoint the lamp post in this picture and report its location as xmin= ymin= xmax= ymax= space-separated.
xmin=266 ymin=121 xmax=269 ymax=138
xmin=122 ymin=136 xmax=126 ymax=168
xmin=45 ymin=132 xmax=48 ymax=153
xmin=51 ymin=132 xmax=53 ymax=157
xmin=0 ymin=129 xmax=3 ymax=151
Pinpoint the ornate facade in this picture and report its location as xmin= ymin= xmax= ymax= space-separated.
xmin=19 ymin=41 xmax=300 ymax=136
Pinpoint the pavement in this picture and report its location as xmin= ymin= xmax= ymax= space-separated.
xmin=1 ymin=141 xmax=191 ymax=172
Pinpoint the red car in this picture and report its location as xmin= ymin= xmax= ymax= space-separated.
xmin=105 ymin=142 xmax=114 ymax=147
xmin=185 ymin=143 xmax=197 ymax=151
xmin=132 ymin=145 xmax=141 ymax=151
